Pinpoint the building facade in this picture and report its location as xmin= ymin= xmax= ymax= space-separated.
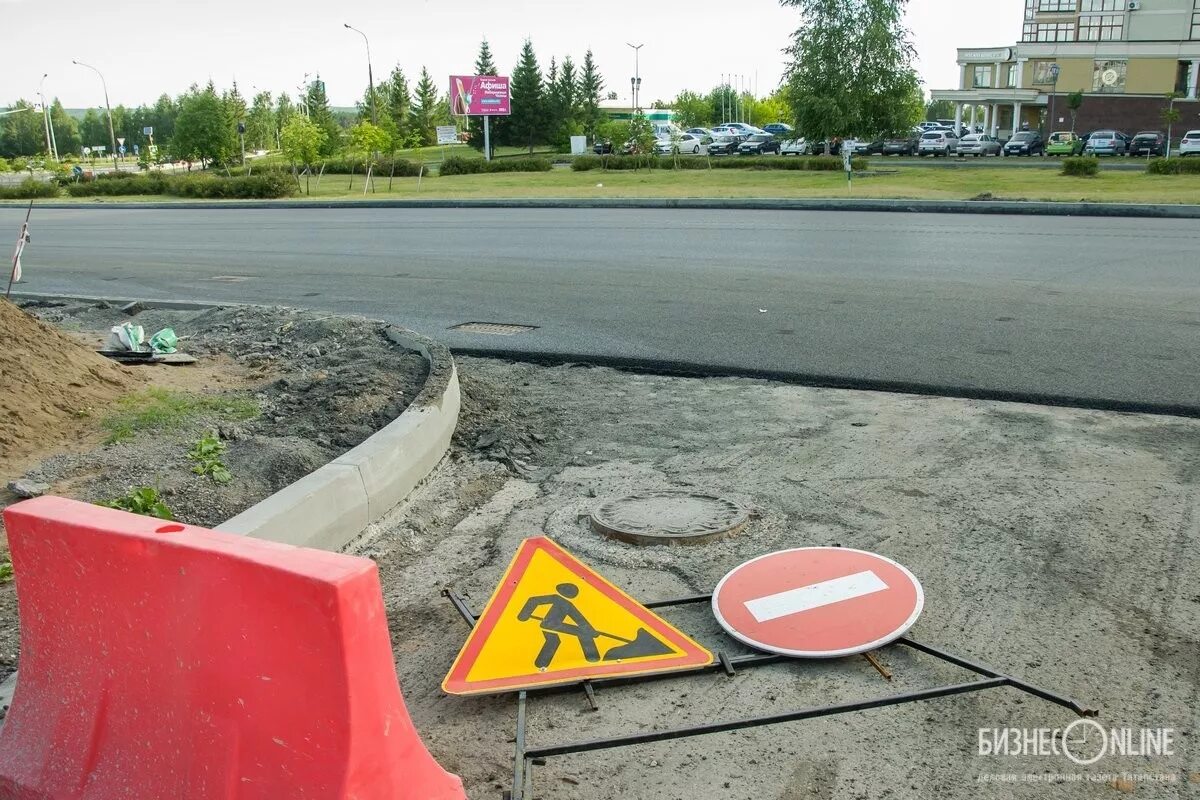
xmin=932 ymin=0 xmax=1200 ymax=139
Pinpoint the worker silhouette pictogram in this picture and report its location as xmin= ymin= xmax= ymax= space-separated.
xmin=518 ymin=583 xmax=602 ymax=670
xmin=516 ymin=582 xmax=677 ymax=669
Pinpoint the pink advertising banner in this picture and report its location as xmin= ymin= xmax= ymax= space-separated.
xmin=449 ymin=75 xmax=511 ymax=116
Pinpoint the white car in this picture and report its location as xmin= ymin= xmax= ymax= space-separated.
xmin=1180 ymin=130 xmax=1200 ymax=157
xmin=779 ymin=138 xmax=810 ymax=155
xmin=918 ymin=130 xmax=959 ymax=156
xmin=685 ymin=127 xmax=713 ymax=143
xmin=655 ymin=133 xmax=705 ymax=155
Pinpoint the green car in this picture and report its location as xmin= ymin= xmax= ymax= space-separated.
xmin=1046 ymin=132 xmax=1080 ymax=156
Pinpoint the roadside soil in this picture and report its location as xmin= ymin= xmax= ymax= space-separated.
xmin=0 ymin=300 xmax=427 ymax=685
xmin=354 ymin=357 xmax=1199 ymax=800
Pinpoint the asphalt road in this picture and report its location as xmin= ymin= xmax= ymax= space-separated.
xmin=5 ymin=206 xmax=1198 ymax=413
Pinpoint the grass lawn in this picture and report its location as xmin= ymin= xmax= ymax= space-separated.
xmin=258 ymin=166 xmax=1200 ymax=204
xmin=16 ymin=166 xmax=1200 ymax=205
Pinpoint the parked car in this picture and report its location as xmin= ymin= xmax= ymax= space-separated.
xmin=762 ymin=122 xmax=795 ymax=136
xmin=917 ymin=130 xmax=958 ymax=156
xmin=1128 ymin=131 xmax=1166 ymax=157
xmin=1004 ymin=131 xmax=1044 ymax=156
xmin=957 ymin=134 xmax=1002 ymax=157
xmin=593 ymin=140 xmax=614 ymax=155
xmin=881 ymin=135 xmax=919 ymax=156
xmin=779 ymin=138 xmax=810 ymax=156
xmin=706 ymin=135 xmax=742 ymax=155
xmin=1083 ymin=130 xmax=1126 ymax=156
xmin=1180 ymin=130 xmax=1200 ymax=156
xmin=1044 ymin=131 xmax=1079 ymax=156
xmin=655 ymin=133 xmax=706 ymax=155
xmin=718 ymin=122 xmax=758 ymax=135
xmin=738 ymin=134 xmax=780 ymax=155
xmin=808 ymin=138 xmax=842 ymax=156
xmin=849 ymin=138 xmax=883 ymax=155
xmin=685 ymin=128 xmax=714 ymax=144
xmin=917 ymin=121 xmax=942 ymax=131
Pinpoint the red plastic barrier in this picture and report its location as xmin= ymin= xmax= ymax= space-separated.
xmin=0 ymin=497 xmax=465 ymax=800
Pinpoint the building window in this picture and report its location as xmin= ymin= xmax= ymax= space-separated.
xmin=1080 ymin=0 xmax=1121 ymax=9
xmin=1023 ymin=22 xmax=1076 ymax=41
xmin=1025 ymin=0 xmax=1037 ymax=20
xmin=972 ymin=66 xmax=993 ymax=88
xmin=1092 ymin=59 xmax=1127 ymax=92
xmin=1038 ymin=0 xmax=1076 ymax=10
xmin=1192 ymin=10 xmax=1200 ymax=39
xmin=1079 ymin=14 xmax=1124 ymax=40
xmin=1033 ymin=62 xmax=1060 ymax=84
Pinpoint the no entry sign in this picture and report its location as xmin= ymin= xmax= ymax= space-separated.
xmin=712 ymin=547 xmax=923 ymax=658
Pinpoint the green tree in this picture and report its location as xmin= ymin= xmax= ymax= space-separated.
xmin=466 ymin=40 xmax=499 ymax=153
xmin=349 ymin=121 xmax=391 ymax=162
xmin=671 ymin=90 xmax=711 ymax=128
xmin=380 ymin=66 xmax=414 ymax=149
xmin=0 ymin=100 xmax=44 ymax=158
xmin=548 ymin=55 xmax=580 ymax=149
xmin=246 ymin=91 xmax=275 ymax=150
xmin=627 ymin=114 xmax=657 ymax=156
xmin=223 ymin=82 xmax=248 ymax=161
xmin=1161 ymin=93 xmax=1183 ymax=157
xmin=508 ymin=38 xmax=547 ymax=153
xmin=783 ymin=0 xmax=923 ymax=149
xmin=172 ymin=84 xmax=231 ymax=165
xmin=579 ymin=49 xmax=605 ymax=141
xmin=79 ymin=108 xmax=108 ymax=151
xmin=924 ymin=98 xmax=955 ymax=122
xmin=305 ymin=77 xmax=342 ymax=156
xmin=275 ymin=93 xmax=296 ymax=138
xmin=410 ymin=67 xmax=441 ymax=147
xmin=280 ymin=115 xmax=327 ymax=193
xmin=50 ymin=99 xmax=81 ymax=156
xmin=1066 ymin=91 xmax=1084 ymax=133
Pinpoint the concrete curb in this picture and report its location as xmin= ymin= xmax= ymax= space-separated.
xmin=217 ymin=326 xmax=459 ymax=550
xmin=11 ymin=197 xmax=1200 ymax=218
xmin=11 ymin=292 xmax=461 ymax=551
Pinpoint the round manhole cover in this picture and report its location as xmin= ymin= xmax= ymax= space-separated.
xmin=589 ymin=492 xmax=751 ymax=546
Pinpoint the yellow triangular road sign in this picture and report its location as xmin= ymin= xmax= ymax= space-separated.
xmin=443 ymin=537 xmax=713 ymax=695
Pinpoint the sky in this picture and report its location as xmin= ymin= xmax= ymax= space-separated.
xmin=0 ymin=0 xmax=1021 ymax=110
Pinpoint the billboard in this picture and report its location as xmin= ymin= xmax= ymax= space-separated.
xmin=450 ymin=75 xmax=511 ymax=116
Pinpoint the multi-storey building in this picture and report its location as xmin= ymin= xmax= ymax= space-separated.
xmin=931 ymin=0 xmax=1200 ymax=138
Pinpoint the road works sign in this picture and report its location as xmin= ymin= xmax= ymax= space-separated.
xmin=712 ymin=547 xmax=923 ymax=658
xmin=443 ymin=537 xmax=713 ymax=695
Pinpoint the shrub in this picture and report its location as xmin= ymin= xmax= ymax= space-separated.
xmin=0 ymin=178 xmax=60 ymax=199
xmin=1146 ymin=157 xmax=1200 ymax=175
xmin=439 ymin=155 xmax=553 ymax=175
xmin=1061 ymin=156 xmax=1099 ymax=177
xmin=166 ymin=171 xmax=295 ymax=199
xmin=67 ymin=173 xmax=169 ymax=196
xmin=286 ymin=157 xmax=424 ymax=177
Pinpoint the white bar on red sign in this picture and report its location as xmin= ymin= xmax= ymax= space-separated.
xmin=744 ymin=570 xmax=888 ymax=623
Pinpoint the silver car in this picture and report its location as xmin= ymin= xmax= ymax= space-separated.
xmin=918 ymin=130 xmax=959 ymax=157
xmin=956 ymin=134 xmax=1002 ymax=157
xmin=1084 ymin=130 xmax=1126 ymax=156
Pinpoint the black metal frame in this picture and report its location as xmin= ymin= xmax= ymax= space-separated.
xmin=441 ymin=588 xmax=1097 ymax=800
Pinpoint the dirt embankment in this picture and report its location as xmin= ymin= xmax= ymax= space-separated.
xmin=0 ymin=299 xmax=140 ymax=477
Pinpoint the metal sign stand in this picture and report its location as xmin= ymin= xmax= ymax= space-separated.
xmin=443 ymin=588 xmax=1097 ymax=800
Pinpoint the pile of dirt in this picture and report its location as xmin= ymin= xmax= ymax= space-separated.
xmin=0 ymin=299 xmax=139 ymax=474
xmin=13 ymin=302 xmax=429 ymax=528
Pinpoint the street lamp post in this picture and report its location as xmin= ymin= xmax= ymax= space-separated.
xmin=73 ymin=60 xmax=118 ymax=169
xmin=37 ymin=74 xmax=56 ymax=161
xmin=344 ymin=24 xmax=377 ymax=126
xmin=1047 ymin=63 xmax=1060 ymax=139
xmin=626 ymin=43 xmax=644 ymax=113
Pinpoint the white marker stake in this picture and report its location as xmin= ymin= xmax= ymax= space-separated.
xmin=744 ymin=570 xmax=888 ymax=623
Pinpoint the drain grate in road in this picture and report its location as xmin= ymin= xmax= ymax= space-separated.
xmin=208 ymin=275 xmax=251 ymax=283
xmin=449 ymin=322 xmax=538 ymax=336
